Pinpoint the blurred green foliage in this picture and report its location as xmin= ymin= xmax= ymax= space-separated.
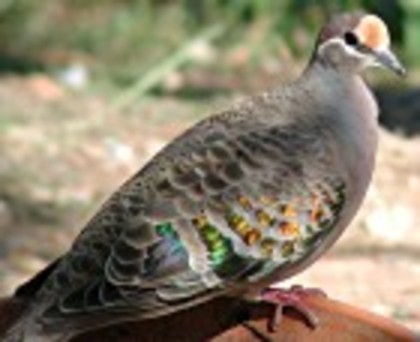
xmin=0 ymin=0 xmax=411 ymax=85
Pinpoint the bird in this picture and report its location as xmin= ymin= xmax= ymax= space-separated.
xmin=3 ymin=11 xmax=405 ymax=341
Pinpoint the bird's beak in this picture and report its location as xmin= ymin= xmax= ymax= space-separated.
xmin=373 ymin=49 xmax=406 ymax=77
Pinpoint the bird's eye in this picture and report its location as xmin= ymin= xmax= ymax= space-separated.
xmin=344 ymin=31 xmax=359 ymax=46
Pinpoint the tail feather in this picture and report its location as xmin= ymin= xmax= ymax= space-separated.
xmin=2 ymin=317 xmax=70 ymax=342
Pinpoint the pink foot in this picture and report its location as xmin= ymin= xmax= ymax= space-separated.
xmin=260 ymin=285 xmax=326 ymax=332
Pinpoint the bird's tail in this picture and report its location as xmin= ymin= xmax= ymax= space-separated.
xmin=2 ymin=319 xmax=32 ymax=342
xmin=1 ymin=317 xmax=68 ymax=342
xmin=1 ymin=327 xmax=23 ymax=342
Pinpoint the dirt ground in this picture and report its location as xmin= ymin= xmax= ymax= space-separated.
xmin=0 ymin=75 xmax=419 ymax=333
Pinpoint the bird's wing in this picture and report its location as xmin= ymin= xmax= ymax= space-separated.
xmin=30 ymin=113 xmax=347 ymax=331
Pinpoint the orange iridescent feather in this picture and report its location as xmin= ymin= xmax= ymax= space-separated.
xmin=310 ymin=196 xmax=323 ymax=223
xmin=278 ymin=221 xmax=300 ymax=238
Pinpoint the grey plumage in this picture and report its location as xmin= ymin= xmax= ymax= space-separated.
xmin=3 ymin=12 xmax=404 ymax=341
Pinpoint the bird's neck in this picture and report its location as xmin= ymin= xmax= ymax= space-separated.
xmin=301 ymin=59 xmax=359 ymax=86
xmin=300 ymin=59 xmax=378 ymax=179
xmin=299 ymin=60 xmax=378 ymax=121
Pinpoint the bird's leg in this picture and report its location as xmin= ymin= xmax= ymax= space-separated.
xmin=260 ymin=285 xmax=325 ymax=332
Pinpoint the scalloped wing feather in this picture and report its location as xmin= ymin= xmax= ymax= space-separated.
xmin=12 ymin=114 xmax=348 ymax=339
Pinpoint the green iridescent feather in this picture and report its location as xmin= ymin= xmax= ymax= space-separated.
xmin=155 ymin=221 xmax=252 ymax=279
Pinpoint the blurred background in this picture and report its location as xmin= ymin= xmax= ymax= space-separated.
xmin=0 ymin=0 xmax=419 ymax=332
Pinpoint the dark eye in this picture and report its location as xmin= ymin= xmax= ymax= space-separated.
xmin=344 ymin=31 xmax=359 ymax=46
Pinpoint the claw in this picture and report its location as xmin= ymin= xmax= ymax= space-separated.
xmin=260 ymin=285 xmax=325 ymax=332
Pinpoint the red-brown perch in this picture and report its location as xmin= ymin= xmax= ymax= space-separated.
xmin=0 ymin=294 xmax=417 ymax=341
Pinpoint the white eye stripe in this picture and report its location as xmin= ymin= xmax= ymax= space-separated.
xmin=318 ymin=37 xmax=368 ymax=60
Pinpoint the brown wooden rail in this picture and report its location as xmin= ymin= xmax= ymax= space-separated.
xmin=0 ymin=294 xmax=417 ymax=341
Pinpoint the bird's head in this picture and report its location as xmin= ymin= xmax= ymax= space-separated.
xmin=314 ymin=12 xmax=405 ymax=76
